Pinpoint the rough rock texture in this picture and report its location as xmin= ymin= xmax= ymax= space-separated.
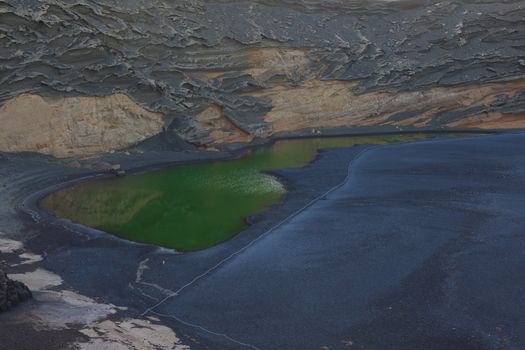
xmin=1 ymin=0 xmax=525 ymax=155
xmin=0 ymin=268 xmax=32 ymax=312
xmin=0 ymin=93 xmax=165 ymax=157
xmin=251 ymin=79 xmax=525 ymax=133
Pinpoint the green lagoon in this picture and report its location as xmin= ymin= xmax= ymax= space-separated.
xmin=41 ymin=133 xmax=468 ymax=251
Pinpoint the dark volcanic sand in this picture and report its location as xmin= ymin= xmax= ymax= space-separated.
xmin=153 ymin=133 xmax=525 ymax=349
xmin=1 ymin=133 xmax=525 ymax=349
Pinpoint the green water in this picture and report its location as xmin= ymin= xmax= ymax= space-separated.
xmin=41 ymin=133 xmax=467 ymax=251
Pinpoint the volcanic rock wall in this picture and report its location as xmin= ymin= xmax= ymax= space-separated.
xmin=0 ymin=0 xmax=525 ymax=157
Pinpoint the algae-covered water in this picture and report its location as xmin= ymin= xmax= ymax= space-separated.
xmin=41 ymin=133 xmax=466 ymax=251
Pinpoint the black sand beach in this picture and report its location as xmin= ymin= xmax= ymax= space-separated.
xmin=1 ymin=133 xmax=525 ymax=349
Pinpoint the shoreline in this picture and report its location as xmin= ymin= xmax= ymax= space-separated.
xmin=29 ymin=128 xmax=497 ymax=208
xmin=156 ymin=131 xmax=525 ymax=349
xmin=0 ymin=133 xmax=374 ymax=349
xmin=29 ymin=129 xmax=495 ymax=253
xmin=0 ymin=130 xmax=520 ymax=349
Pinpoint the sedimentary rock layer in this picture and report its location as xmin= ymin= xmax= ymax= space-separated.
xmin=0 ymin=94 xmax=164 ymax=157
xmin=250 ymin=79 xmax=525 ymax=133
xmin=0 ymin=0 xmax=524 ymax=155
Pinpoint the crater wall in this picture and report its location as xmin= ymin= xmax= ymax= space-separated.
xmin=1 ymin=0 xmax=524 ymax=156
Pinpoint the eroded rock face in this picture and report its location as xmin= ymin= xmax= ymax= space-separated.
xmin=0 ymin=269 xmax=32 ymax=312
xmin=0 ymin=94 xmax=165 ymax=157
xmin=248 ymin=79 xmax=525 ymax=134
xmin=0 ymin=0 xmax=525 ymax=155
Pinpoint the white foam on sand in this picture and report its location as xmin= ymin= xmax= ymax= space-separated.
xmin=0 ymin=237 xmax=23 ymax=253
xmin=29 ymin=290 xmax=121 ymax=330
xmin=0 ymin=234 xmax=43 ymax=265
xmin=3 ymin=238 xmax=190 ymax=349
xmin=8 ymin=268 xmax=121 ymax=330
xmin=9 ymin=268 xmax=62 ymax=291
xmin=14 ymin=252 xmax=43 ymax=265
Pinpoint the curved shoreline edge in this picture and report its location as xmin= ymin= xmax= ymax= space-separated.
xmin=155 ymin=130 xmax=525 ymax=349
xmin=0 ymin=130 xmax=521 ymax=349
xmin=24 ymin=129 xmax=495 ymax=253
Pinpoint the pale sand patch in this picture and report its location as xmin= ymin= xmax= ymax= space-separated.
xmin=0 ymin=237 xmax=23 ymax=253
xmin=0 ymin=235 xmax=43 ymax=265
xmin=9 ymin=267 xmax=62 ymax=291
xmin=6 ymin=268 xmax=121 ymax=330
xmin=14 ymin=252 xmax=43 ymax=266
xmin=27 ymin=290 xmax=121 ymax=330
xmin=78 ymin=318 xmax=190 ymax=350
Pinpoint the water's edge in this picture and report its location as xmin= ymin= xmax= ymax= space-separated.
xmin=31 ymin=130 xmax=495 ymax=252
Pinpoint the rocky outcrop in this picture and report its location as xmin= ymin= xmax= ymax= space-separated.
xmin=0 ymin=0 xmax=525 ymax=155
xmin=0 ymin=94 xmax=165 ymax=157
xmin=0 ymin=269 xmax=32 ymax=312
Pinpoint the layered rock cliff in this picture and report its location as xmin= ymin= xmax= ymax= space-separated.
xmin=0 ymin=94 xmax=164 ymax=157
xmin=0 ymin=0 xmax=524 ymax=157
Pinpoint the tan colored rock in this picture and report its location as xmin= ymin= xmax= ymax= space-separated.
xmin=2 ymin=77 xmax=525 ymax=158
xmin=195 ymin=104 xmax=253 ymax=143
xmin=446 ymin=112 xmax=525 ymax=129
xmin=245 ymin=79 xmax=525 ymax=133
xmin=0 ymin=93 xmax=165 ymax=158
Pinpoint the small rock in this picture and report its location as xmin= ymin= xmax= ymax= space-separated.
xmin=0 ymin=269 xmax=32 ymax=312
xmin=67 ymin=160 xmax=82 ymax=168
xmin=87 ymin=162 xmax=122 ymax=173
xmin=114 ymin=169 xmax=126 ymax=177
